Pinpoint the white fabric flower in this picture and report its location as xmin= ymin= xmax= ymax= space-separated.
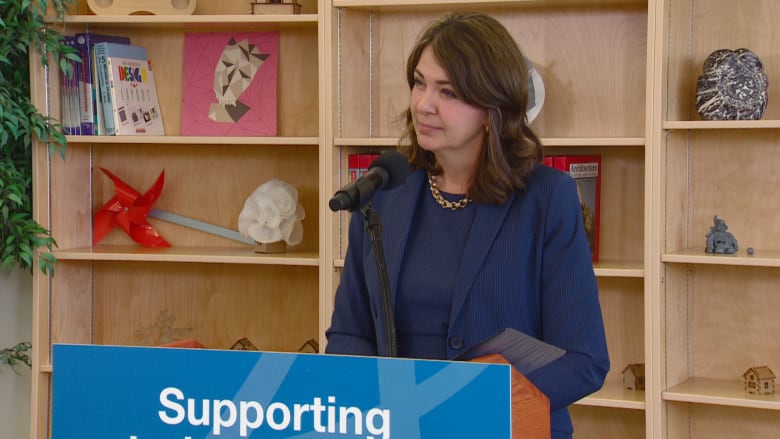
xmin=238 ymin=179 xmax=305 ymax=245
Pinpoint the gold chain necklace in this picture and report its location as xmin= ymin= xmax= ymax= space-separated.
xmin=427 ymin=173 xmax=472 ymax=211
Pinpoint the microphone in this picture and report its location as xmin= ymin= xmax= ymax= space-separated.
xmin=329 ymin=151 xmax=411 ymax=212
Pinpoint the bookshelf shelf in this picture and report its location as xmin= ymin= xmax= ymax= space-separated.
xmin=334 ymin=137 xmax=400 ymax=147
xmin=663 ymin=378 xmax=780 ymax=411
xmin=56 ymin=14 xmax=319 ymax=26
xmin=52 ymin=246 xmax=320 ymax=266
xmin=543 ymin=137 xmax=645 ymax=147
xmin=576 ymin=381 xmax=646 ymax=410
xmin=663 ymin=120 xmax=780 ymax=130
xmin=333 ymin=258 xmax=645 ymax=278
xmin=594 ymin=260 xmax=644 ymax=278
xmin=66 ymin=135 xmax=320 ymax=145
xmin=332 ymin=0 xmax=647 ymax=8
xmin=662 ymin=248 xmax=780 ymax=268
xmin=334 ymin=136 xmax=646 ymax=147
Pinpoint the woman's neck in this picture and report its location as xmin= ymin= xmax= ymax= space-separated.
xmin=435 ymin=157 xmax=476 ymax=195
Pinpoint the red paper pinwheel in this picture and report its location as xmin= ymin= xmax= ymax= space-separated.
xmin=94 ymin=167 xmax=170 ymax=247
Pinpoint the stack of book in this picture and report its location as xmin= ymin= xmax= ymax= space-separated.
xmin=60 ymin=32 xmax=164 ymax=136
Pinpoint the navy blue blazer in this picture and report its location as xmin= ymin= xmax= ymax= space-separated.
xmin=326 ymin=164 xmax=609 ymax=436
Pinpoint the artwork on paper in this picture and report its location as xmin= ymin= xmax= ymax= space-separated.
xmin=181 ymin=32 xmax=278 ymax=136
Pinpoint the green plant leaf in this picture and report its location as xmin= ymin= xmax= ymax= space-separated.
xmin=6 ymin=193 xmax=22 ymax=206
xmin=1 ymin=0 xmax=72 ymax=274
xmin=1 ymin=342 xmax=33 ymax=373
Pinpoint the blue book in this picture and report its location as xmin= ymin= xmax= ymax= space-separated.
xmin=94 ymin=42 xmax=164 ymax=135
xmin=74 ymin=33 xmax=130 ymax=135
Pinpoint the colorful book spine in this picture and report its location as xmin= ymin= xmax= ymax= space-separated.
xmin=74 ymin=33 xmax=131 ymax=135
xmin=60 ymin=35 xmax=80 ymax=135
xmin=71 ymin=36 xmax=83 ymax=135
xmin=58 ymin=36 xmax=70 ymax=134
xmin=94 ymin=42 xmax=124 ymax=135
xmin=92 ymin=50 xmax=105 ymax=135
xmin=94 ymin=42 xmax=164 ymax=135
xmin=348 ymin=153 xmax=380 ymax=182
xmin=551 ymin=155 xmax=602 ymax=262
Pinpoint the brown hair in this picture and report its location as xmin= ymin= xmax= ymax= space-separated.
xmin=399 ymin=12 xmax=543 ymax=204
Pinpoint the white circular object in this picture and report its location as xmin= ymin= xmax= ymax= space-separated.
xmin=526 ymin=59 xmax=545 ymax=123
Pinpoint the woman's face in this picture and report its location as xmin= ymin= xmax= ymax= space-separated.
xmin=410 ymin=46 xmax=488 ymax=163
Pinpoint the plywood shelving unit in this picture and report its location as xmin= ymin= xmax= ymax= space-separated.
xmin=30 ymin=1 xmax=324 ymax=438
xmin=651 ymin=0 xmax=780 ymax=437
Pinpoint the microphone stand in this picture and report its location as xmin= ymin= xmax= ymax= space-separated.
xmin=360 ymin=203 xmax=397 ymax=357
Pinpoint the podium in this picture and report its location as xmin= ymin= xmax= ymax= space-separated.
xmin=471 ymin=353 xmax=550 ymax=439
xmin=52 ymin=344 xmax=549 ymax=438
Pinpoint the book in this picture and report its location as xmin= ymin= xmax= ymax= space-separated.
xmin=552 ymin=155 xmax=601 ymax=262
xmin=69 ymin=35 xmax=84 ymax=135
xmin=181 ymin=32 xmax=279 ymax=136
xmin=94 ymin=42 xmax=165 ymax=135
xmin=74 ymin=32 xmax=131 ymax=135
xmin=60 ymin=35 xmax=80 ymax=135
xmin=456 ymin=328 xmax=565 ymax=376
xmin=92 ymin=50 xmax=106 ymax=135
xmin=348 ymin=153 xmax=380 ymax=182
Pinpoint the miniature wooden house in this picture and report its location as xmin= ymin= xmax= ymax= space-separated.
xmin=621 ymin=363 xmax=646 ymax=391
xmin=743 ymin=366 xmax=776 ymax=395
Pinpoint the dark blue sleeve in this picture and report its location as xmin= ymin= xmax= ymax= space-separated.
xmin=524 ymin=173 xmax=610 ymax=410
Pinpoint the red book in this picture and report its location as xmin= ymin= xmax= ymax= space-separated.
xmin=347 ymin=153 xmax=380 ymax=182
xmin=552 ymin=155 xmax=601 ymax=262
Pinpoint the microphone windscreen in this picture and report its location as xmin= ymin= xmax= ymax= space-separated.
xmin=369 ymin=151 xmax=411 ymax=190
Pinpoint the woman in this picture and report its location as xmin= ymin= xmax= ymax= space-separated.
xmin=326 ymin=12 xmax=609 ymax=438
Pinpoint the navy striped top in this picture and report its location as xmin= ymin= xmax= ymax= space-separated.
xmin=395 ymin=185 xmax=476 ymax=359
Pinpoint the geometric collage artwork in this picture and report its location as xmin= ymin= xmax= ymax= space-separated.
xmin=181 ymin=31 xmax=278 ymax=136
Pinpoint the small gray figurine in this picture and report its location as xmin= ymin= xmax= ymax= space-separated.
xmin=705 ymin=215 xmax=738 ymax=254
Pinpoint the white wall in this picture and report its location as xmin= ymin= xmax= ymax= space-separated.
xmin=0 ymin=269 xmax=32 ymax=439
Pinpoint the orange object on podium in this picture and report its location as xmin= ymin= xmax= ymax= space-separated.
xmin=158 ymin=338 xmax=206 ymax=348
xmin=471 ymin=353 xmax=551 ymax=439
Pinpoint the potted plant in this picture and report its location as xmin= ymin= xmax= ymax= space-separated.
xmin=1 ymin=0 xmax=75 ymax=372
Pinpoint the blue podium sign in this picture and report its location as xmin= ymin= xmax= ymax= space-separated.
xmin=52 ymin=344 xmax=512 ymax=439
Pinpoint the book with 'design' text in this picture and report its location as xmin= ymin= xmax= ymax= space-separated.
xmin=94 ymin=42 xmax=164 ymax=135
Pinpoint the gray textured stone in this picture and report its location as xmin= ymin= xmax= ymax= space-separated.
xmin=696 ymin=48 xmax=768 ymax=121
